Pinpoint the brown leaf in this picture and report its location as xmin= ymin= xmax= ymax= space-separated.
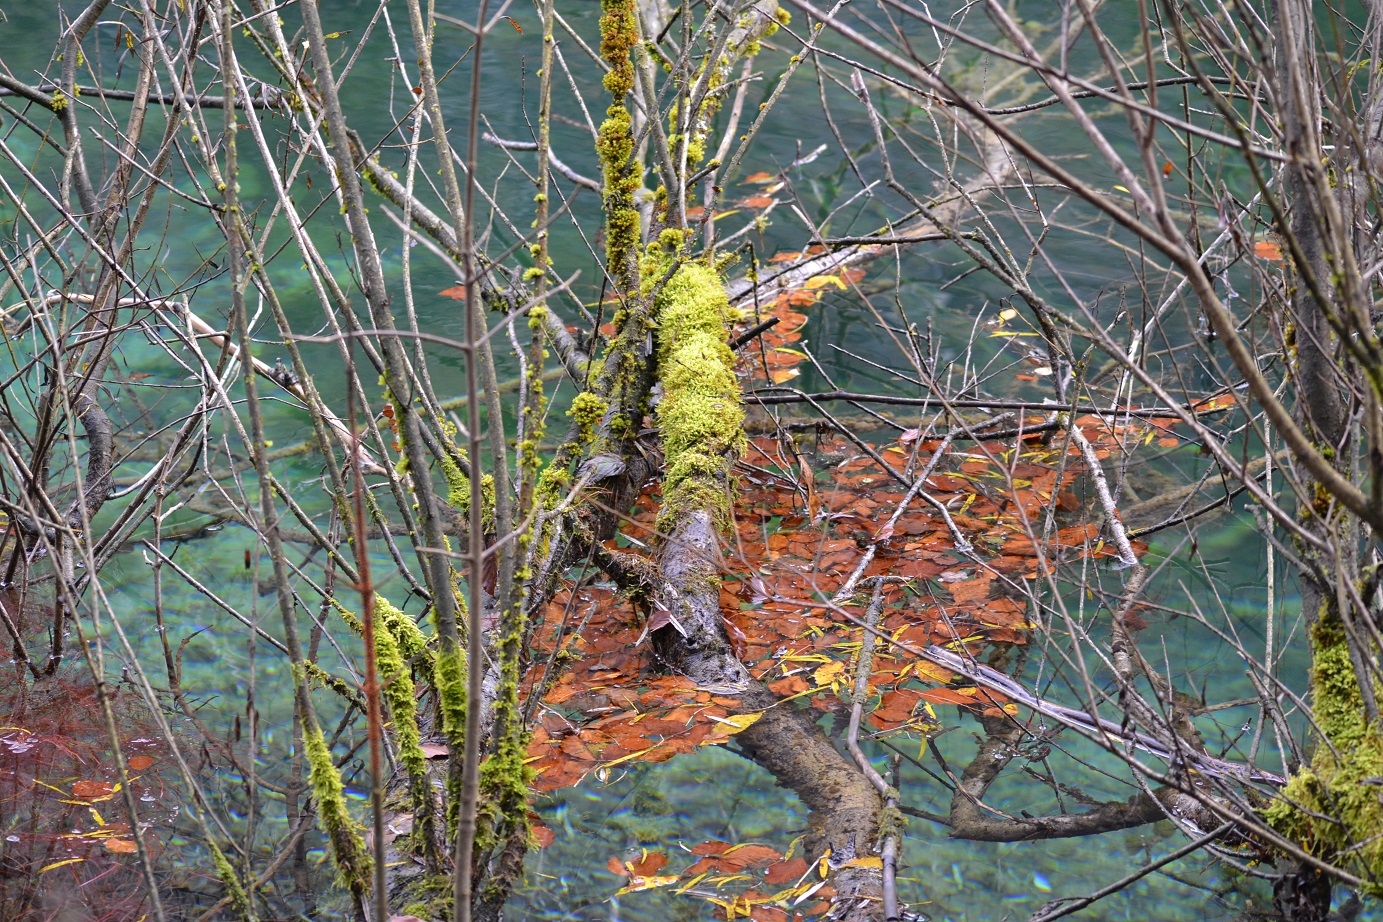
xmin=71 ymin=780 xmax=113 ymax=800
xmin=765 ymin=856 xmax=810 ymax=885
xmin=628 ymin=851 xmax=668 ymax=876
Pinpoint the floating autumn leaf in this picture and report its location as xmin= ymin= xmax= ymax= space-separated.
xmin=776 ymin=289 xmax=820 ymax=308
xmin=813 ymin=661 xmax=845 ymax=689
xmin=803 ymin=274 xmax=846 ymax=290
xmin=769 ymin=366 xmax=800 ymax=384
xmin=71 ymin=780 xmax=113 ymax=801
xmin=739 ymin=195 xmax=776 ymax=208
xmin=614 ymin=875 xmax=681 ymax=895
xmin=685 ymin=841 xmax=783 ymax=875
xmin=1253 ymin=240 xmax=1283 ymax=261
xmin=104 ymin=838 xmax=138 ymax=854
xmin=707 ymin=712 xmax=762 ymax=734
xmin=745 ymin=171 xmax=776 ymax=183
xmin=127 ymin=754 xmax=154 ymax=770
xmin=40 ymin=858 xmax=85 ymax=874
xmin=1192 ymin=392 xmax=1237 ymax=412
xmin=764 ymin=856 xmax=811 ymax=885
xmin=438 ymin=284 xmax=468 ymax=299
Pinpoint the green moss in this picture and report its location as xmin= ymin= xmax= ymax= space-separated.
xmin=476 ymin=609 xmax=534 ymax=855
xmin=1266 ymin=606 xmax=1383 ymax=893
xmin=374 ymin=598 xmax=427 ymax=786
xmin=304 ymin=660 xmax=365 ymax=709
xmin=302 ymin=718 xmax=373 ymax=893
xmin=209 ymin=840 xmax=253 ymax=920
xmin=567 ymin=391 xmax=608 ymax=444
xmin=434 ymin=643 xmax=468 ymax=747
xmin=439 ymin=449 xmax=496 ymax=532
xmin=598 ymin=0 xmax=641 ymax=294
xmin=377 ymin=596 xmax=429 ymax=661
xmin=652 ymin=262 xmax=745 ymax=532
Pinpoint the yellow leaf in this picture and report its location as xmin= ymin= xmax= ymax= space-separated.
xmin=601 ymin=745 xmax=658 ymax=768
xmin=676 ymin=871 xmax=711 ymax=894
xmin=813 ymin=661 xmax=845 ymax=687
xmin=615 ymin=875 xmax=681 ymax=894
xmin=41 ymin=858 xmax=85 ymax=873
xmin=997 ymin=308 xmax=1019 ymax=321
xmin=707 ymin=712 xmax=762 ymax=733
xmin=842 ymin=856 xmax=884 ymax=869
xmin=803 ymin=274 xmax=846 ymax=290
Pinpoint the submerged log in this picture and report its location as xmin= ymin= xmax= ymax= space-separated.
xmin=649 ymin=256 xmax=889 ymax=921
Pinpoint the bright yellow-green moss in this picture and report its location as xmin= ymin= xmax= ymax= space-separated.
xmin=652 ymin=262 xmax=745 ymax=531
xmin=598 ymin=0 xmax=641 ymax=294
xmin=304 ymin=660 xmax=364 ymax=708
xmin=378 ymin=596 xmax=429 ymax=661
xmin=434 ymin=641 xmax=468 ymax=836
xmin=302 ymin=718 xmax=373 ymax=893
xmin=434 ymin=643 xmax=468 ymax=747
xmin=567 ymin=391 xmax=608 ymax=444
xmin=209 ymin=840 xmax=253 ymax=920
xmin=374 ymin=598 xmax=427 ymax=788
xmin=439 ymin=449 xmax=496 ymax=533
xmin=1266 ymin=608 xmax=1383 ymax=893
xmin=476 ymin=602 xmax=534 ymax=855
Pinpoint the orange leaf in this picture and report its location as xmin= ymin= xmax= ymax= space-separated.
xmin=628 ymin=851 xmax=668 ymax=876
xmin=769 ymin=366 xmax=800 ymax=384
xmin=765 ymin=856 xmax=810 ymax=885
xmin=127 ymin=755 xmax=155 ymax=771
xmin=745 ymin=172 xmax=776 ymax=183
xmin=72 ymin=780 xmax=113 ymax=800
xmin=439 ymin=284 xmax=469 ymax=299
xmin=1253 ymin=240 xmax=1283 ymax=261
xmin=104 ymin=838 xmax=138 ymax=854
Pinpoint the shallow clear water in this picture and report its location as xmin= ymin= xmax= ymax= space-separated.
xmin=0 ymin=2 xmax=1342 ymax=920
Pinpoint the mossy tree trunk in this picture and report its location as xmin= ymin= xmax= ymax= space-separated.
xmin=1265 ymin=1 xmax=1383 ymax=916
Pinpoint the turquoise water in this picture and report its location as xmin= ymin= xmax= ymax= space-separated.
xmin=0 ymin=2 xmax=1338 ymax=920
